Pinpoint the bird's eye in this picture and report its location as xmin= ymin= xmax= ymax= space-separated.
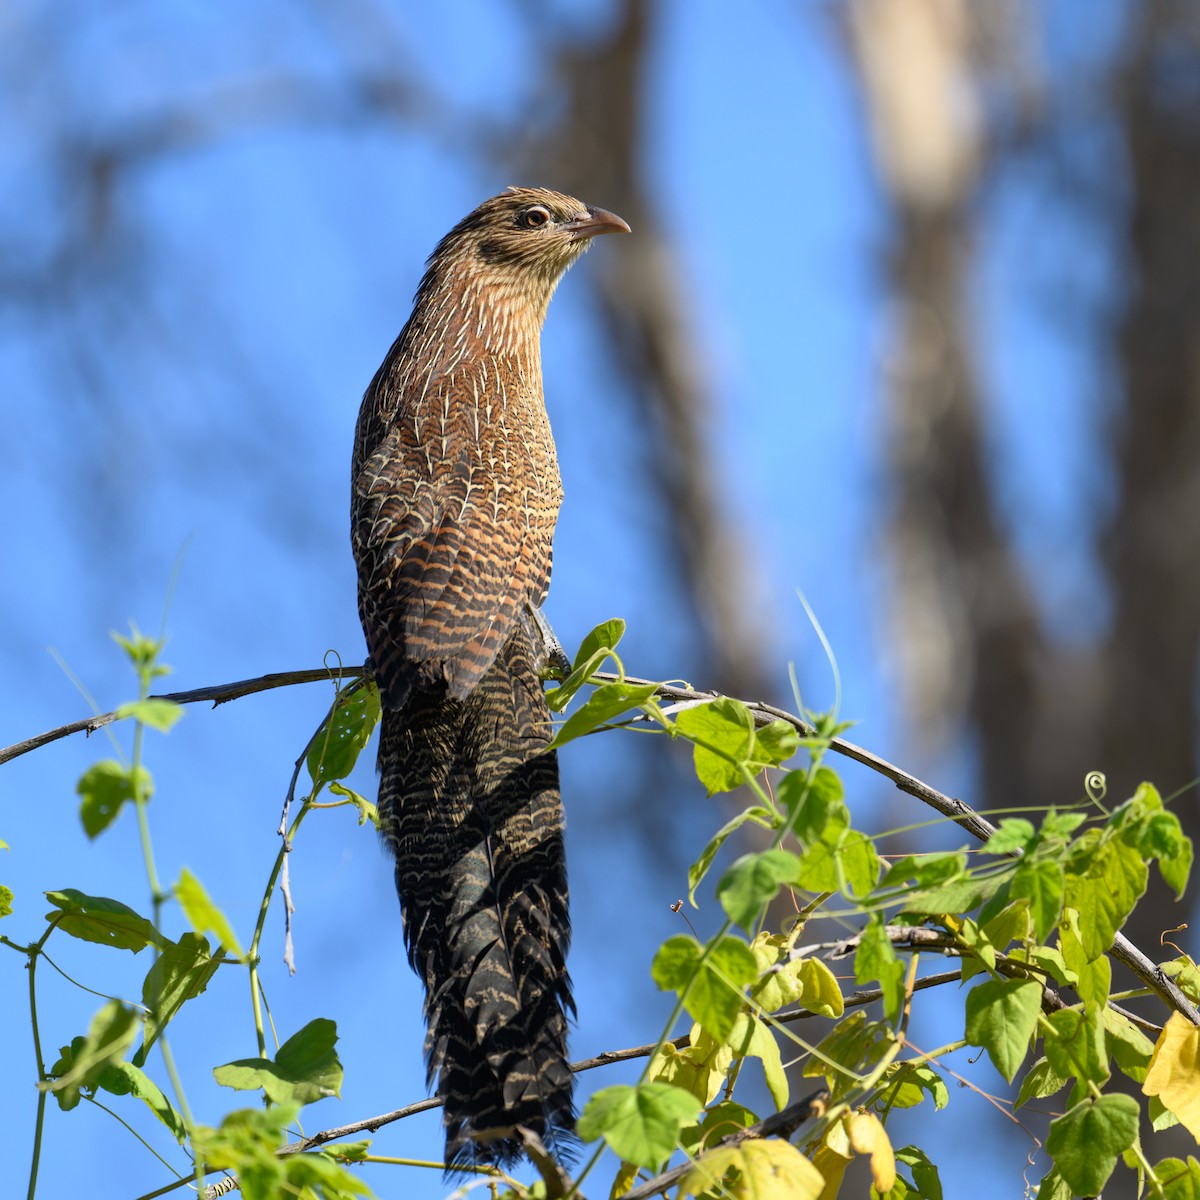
xmin=517 ymin=206 xmax=551 ymax=229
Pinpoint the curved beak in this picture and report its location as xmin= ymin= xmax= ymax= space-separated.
xmin=564 ymin=205 xmax=631 ymax=240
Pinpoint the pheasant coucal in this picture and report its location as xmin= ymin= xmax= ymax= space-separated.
xmin=351 ymin=187 xmax=629 ymax=1169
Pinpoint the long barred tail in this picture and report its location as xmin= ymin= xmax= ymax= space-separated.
xmin=376 ymin=625 xmax=575 ymax=1170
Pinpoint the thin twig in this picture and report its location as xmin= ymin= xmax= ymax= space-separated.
xmin=0 ymin=667 xmax=348 ymax=765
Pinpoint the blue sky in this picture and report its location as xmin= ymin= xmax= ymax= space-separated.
xmin=0 ymin=2 xmax=1127 ymax=1196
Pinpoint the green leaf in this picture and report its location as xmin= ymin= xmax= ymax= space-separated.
xmin=576 ymin=1082 xmax=698 ymax=1168
xmin=1015 ymin=1057 xmax=1069 ymax=1110
xmin=683 ymin=1100 xmax=759 ymax=1155
xmin=328 ymin=1140 xmax=371 ymax=1163
xmin=543 ymin=619 xmax=626 ymax=709
xmin=76 ymin=761 xmax=152 ymax=839
xmin=1137 ymin=810 xmax=1181 ymax=856
xmin=981 ymin=899 xmax=1032 ymax=952
xmin=804 ymin=1011 xmax=893 ymax=1099
xmin=45 ymin=889 xmax=165 ymax=953
xmin=174 ymin=869 xmax=244 ymax=959
xmin=896 ymin=1145 xmax=943 ymax=1200
xmin=856 ymin=914 xmax=906 ymax=1024
xmin=727 ymin=1012 xmax=788 ymax=1109
xmin=1045 ymin=1093 xmax=1139 ymax=1197
xmin=0 ymin=884 xmax=13 ymax=919
xmin=879 ymin=851 xmax=966 ymax=892
xmin=651 ymin=935 xmax=757 ymax=1040
xmin=1064 ymin=835 xmax=1148 ymax=961
xmin=573 ymin=617 xmax=626 ymax=669
xmin=327 ymin=781 xmax=379 ymax=827
xmin=1010 ymin=858 xmax=1064 ymax=944
xmin=1151 ymin=1095 xmax=1181 ymax=1132
xmin=1135 ymin=810 xmax=1194 ymax=899
xmin=781 ymin=766 xmax=844 ymax=835
xmin=284 ymin=1149 xmax=374 ymax=1198
xmin=882 ymin=1062 xmax=949 ymax=1111
xmin=307 ymin=682 xmax=381 ymax=787
xmin=44 ymin=1001 xmax=139 ymax=1106
xmin=1045 ymin=1006 xmax=1109 ymax=1088
xmin=839 ymin=830 xmax=882 ymax=899
xmin=902 ymin=875 xmax=999 ymax=918
xmin=782 ymin=772 xmax=859 ymax=897
xmin=1155 ymin=1156 xmax=1200 ymax=1199
xmin=112 ymin=625 xmax=167 ymax=675
xmin=675 ymin=698 xmax=764 ymax=795
xmin=1160 ymin=834 xmax=1193 ymax=900
xmin=95 ymin=1060 xmax=186 ymax=1143
xmin=116 ymin=698 xmax=183 ymax=732
xmin=138 ymin=932 xmax=220 ymax=1063
xmin=985 ymin=819 xmax=1036 ymax=855
xmin=47 ymin=1041 xmax=85 ymax=1111
xmin=1102 ymin=1007 xmax=1156 ymax=1083
xmin=755 ymin=719 xmax=802 ymax=768
xmin=687 ymin=806 xmax=777 ymax=905
xmin=193 ymin=1101 xmax=372 ymax=1200
xmin=715 ymin=850 xmax=801 ymax=930
xmin=963 ymin=977 xmax=1041 ymax=1083
xmin=1059 ymin=909 xmax=1110 ymax=1005
xmin=549 ymin=680 xmax=659 ymax=749
xmin=976 ymin=877 xmax=1016 ymax=929
xmin=957 ymin=918 xmax=997 ymax=977
xmin=1162 ymin=956 xmax=1200 ymax=1003
xmin=1010 ymin=944 xmax=1076 ymax=989
xmin=214 ymin=1018 xmax=342 ymax=1106
xmin=1035 ymin=1166 xmax=1073 ymax=1200
xmin=675 ymin=697 xmax=752 ymax=757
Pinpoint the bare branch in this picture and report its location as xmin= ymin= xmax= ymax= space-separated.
xmin=0 ymin=666 xmax=351 ymax=766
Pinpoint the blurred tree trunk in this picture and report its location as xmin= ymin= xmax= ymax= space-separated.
xmin=1101 ymin=0 xmax=1200 ymax=812
xmin=845 ymin=0 xmax=1047 ymax=804
xmin=848 ymin=5 xmax=1200 ymax=1184
xmin=1097 ymin=1 xmax=1200 ymax=979
xmin=848 ymin=0 xmax=1200 ymax=1018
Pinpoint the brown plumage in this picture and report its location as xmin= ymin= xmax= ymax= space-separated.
xmin=350 ymin=187 xmax=629 ymax=1169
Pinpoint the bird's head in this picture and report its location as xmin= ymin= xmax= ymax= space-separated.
xmin=426 ymin=186 xmax=630 ymax=321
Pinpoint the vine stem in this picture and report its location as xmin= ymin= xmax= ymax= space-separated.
xmin=248 ymin=797 xmax=316 ymax=1056
xmin=127 ymin=650 xmax=198 ymax=1180
xmin=25 ymin=918 xmax=63 ymax=1200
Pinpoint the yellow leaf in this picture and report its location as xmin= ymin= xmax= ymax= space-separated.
xmin=649 ymin=1025 xmax=733 ymax=1107
xmin=824 ymin=1115 xmax=851 ymax=1159
xmin=750 ymin=933 xmax=804 ymax=1011
xmin=648 ymin=1042 xmax=726 ymax=1107
xmin=812 ymin=1140 xmax=851 ymax=1200
xmin=609 ymin=1160 xmax=640 ymax=1199
xmin=797 ymin=957 xmax=845 ymax=1018
xmin=679 ymin=1140 xmax=824 ymax=1199
xmin=1143 ymin=1011 xmax=1200 ymax=1140
xmin=848 ymin=1111 xmax=897 ymax=1193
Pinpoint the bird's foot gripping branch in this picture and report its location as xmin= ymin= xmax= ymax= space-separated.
xmin=3 ymin=616 xmax=1200 ymax=1199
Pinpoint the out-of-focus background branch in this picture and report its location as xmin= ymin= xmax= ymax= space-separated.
xmin=2 ymin=1 xmax=1197 ymax=1196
